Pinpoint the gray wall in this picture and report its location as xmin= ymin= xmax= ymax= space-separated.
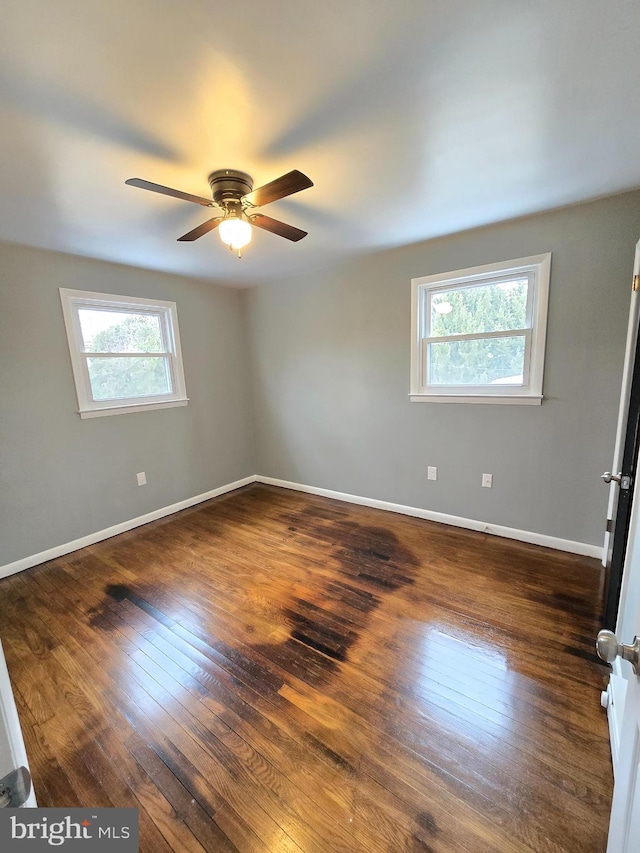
xmin=0 ymin=243 xmax=255 ymax=566
xmin=3 ymin=191 xmax=639 ymax=565
xmin=246 ymin=191 xmax=640 ymax=547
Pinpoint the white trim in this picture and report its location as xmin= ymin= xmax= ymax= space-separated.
xmin=255 ymin=476 xmax=602 ymax=558
xmin=607 ymin=657 xmax=628 ymax=776
xmin=415 ymin=254 xmax=551 ymax=288
xmin=59 ymin=288 xmax=188 ymax=417
xmin=602 ymin=239 xmax=640 ymax=568
xmin=0 ymin=642 xmax=37 ymax=806
xmin=410 ymin=253 xmax=551 ymax=401
xmin=79 ymin=398 xmax=188 ymax=418
xmin=425 ymin=328 xmax=529 ymax=345
xmin=0 ymin=473 xmax=601 ymax=581
xmin=410 ymin=394 xmax=542 ymax=405
xmin=0 ymin=476 xmax=257 ymax=580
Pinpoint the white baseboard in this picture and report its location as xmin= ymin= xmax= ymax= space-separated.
xmin=1 ymin=472 xmax=602 ymax=581
xmin=0 ymin=475 xmax=257 ymax=581
xmin=607 ymin=657 xmax=627 ymax=776
xmin=255 ymin=475 xmax=603 ymax=559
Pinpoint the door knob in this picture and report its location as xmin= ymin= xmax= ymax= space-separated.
xmin=0 ymin=767 xmax=31 ymax=808
xmin=601 ymin=472 xmax=632 ymax=489
xmin=601 ymin=472 xmax=622 ymax=484
xmin=596 ymin=629 xmax=640 ymax=675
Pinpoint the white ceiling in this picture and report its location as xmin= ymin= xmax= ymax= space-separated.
xmin=1 ymin=0 xmax=640 ymax=286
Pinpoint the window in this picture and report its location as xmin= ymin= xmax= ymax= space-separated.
xmin=410 ymin=254 xmax=551 ymax=404
xmin=60 ymin=289 xmax=188 ymax=418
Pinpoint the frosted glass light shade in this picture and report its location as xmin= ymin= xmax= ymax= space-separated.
xmin=219 ymin=218 xmax=252 ymax=250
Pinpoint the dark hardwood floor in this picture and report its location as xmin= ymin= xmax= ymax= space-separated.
xmin=0 ymin=484 xmax=613 ymax=852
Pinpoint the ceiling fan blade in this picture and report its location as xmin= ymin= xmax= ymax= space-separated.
xmin=251 ymin=214 xmax=308 ymax=242
xmin=177 ymin=217 xmax=223 ymax=242
xmin=242 ymin=170 xmax=313 ymax=207
xmin=126 ymin=178 xmax=212 ymax=207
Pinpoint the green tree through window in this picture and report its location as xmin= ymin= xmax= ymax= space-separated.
xmin=90 ymin=314 xmax=163 ymax=353
xmin=429 ymin=281 xmax=527 ymax=385
xmin=87 ymin=315 xmax=170 ymax=400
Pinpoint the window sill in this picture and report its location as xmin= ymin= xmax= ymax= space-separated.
xmin=409 ymin=394 xmax=543 ymax=405
xmin=79 ymin=399 xmax=189 ymax=419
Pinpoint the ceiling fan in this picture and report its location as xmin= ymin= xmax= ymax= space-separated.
xmin=125 ymin=168 xmax=313 ymax=257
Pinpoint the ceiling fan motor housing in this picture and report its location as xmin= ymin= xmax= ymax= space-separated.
xmin=208 ymin=170 xmax=253 ymax=208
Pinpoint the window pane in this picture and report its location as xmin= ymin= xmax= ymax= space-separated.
xmin=86 ymin=356 xmax=171 ymax=400
xmin=428 ymin=336 xmax=525 ymax=386
xmin=78 ymin=309 xmax=164 ymax=353
xmin=430 ymin=278 xmax=528 ymax=336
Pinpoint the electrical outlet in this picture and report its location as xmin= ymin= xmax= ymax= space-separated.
xmin=136 ymin=472 xmax=147 ymax=486
xmin=482 ymin=473 xmax=493 ymax=488
xmin=427 ymin=466 xmax=438 ymax=481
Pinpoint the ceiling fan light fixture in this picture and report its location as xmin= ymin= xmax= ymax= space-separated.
xmin=126 ymin=168 xmax=313 ymax=252
xmin=219 ymin=216 xmax=252 ymax=251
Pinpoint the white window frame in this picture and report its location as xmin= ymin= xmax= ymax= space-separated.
xmin=410 ymin=253 xmax=551 ymax=405
xmin=59 ymin=288 xmax=188 ymax=418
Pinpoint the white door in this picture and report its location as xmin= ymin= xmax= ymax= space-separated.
xmin=599 ymin=238 xmax=640 ymax=852
xmin=602 ymin=240 xmax=640 ymax=629
xmin=603 ymin=479 xmax=640 ymax=852
xmin=0 ymin=641 xmax=36 ymax=808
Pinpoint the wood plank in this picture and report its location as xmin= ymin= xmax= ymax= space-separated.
xmin=0 ymin=484 xmax=612 ymax=852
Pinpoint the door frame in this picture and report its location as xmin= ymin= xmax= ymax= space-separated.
xmin=604 ymin=241 xmax=640 ymax=630
xmin=0 ymin=641 xmax=36 ymax=807
xmin=604 ymin=368 xmax=640 ymax=852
